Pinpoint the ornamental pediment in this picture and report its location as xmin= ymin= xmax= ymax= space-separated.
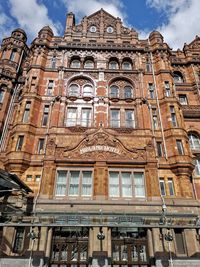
xmin=56 ymin=128 xmax=146 ymax=162
xmin=73 ymin=9 xmax=138 ymax=38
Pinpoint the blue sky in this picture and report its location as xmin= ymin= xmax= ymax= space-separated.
xmin=0 ymin=0 xmax=200 ymax=49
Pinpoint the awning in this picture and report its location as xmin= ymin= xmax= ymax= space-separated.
xmin=0 ymin=169 xmax=33 ymax=195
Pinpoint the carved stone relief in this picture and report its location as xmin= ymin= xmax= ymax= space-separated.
xmin=55 ymin=128 xmax=147 ymax=162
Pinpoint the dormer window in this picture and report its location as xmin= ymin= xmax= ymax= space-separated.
xmin=70 ymin=59 xmax=81 ymax=68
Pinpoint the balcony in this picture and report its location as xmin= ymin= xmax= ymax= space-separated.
xmin=181 ymin=105 xmax=200 ymax=118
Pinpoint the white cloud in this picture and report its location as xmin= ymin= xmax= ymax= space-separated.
xmin=0 ymin=4 xmax=15 ymax=40
xmin=8 ymin=0 xmax=62 ymax=41
xmin=146 ymin=0 xmax=200 ymax=49
xmin=62 ymin=0 xmax=126 ymax=22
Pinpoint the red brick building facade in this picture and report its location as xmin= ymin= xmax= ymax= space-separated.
xmin=0 ymin=9 xmax=200 ymax=267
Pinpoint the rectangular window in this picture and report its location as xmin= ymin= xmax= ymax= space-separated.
xmin=194 ymin=158 xmax=200 ymax=176
xmin=109 ymin=170 xmax=145 ymax=198
xmin=42 ymin=105 xmax=49 ymax=126
xmin=47 ymin=80 xmax=54 ymax=96
xmin=125 ymin=110 xmax=135 ymax=128
xmin=165 ymin=81 xmax=171 ymax=97
xmin=16 ymin=136 xmax=24 ymax=151
xmin=175 ymin=229 xmax=186 ymax=254
xmin=152 ymin=108 xmax=158 ymax=129
xmin=176 ymin=140 xmax=184 ymax=155
xmin=148 ymin=83 xmax=155 ymax=98
xmin=159 ymin=178 xmax=166 ymax=196
xmin=55 ymin=171 xmax=67 ymax=196
xmin=81 ymin=108 xmax=92 ymax=127
xmin=51 ymin=56 xmax=56 ymax=68
xmin=37 ymin=138 xmax=45 ymax=154
xmin=110 ymin=109 xmax=120 ymax=128
xmin=81 ymin=171 xmax=92 ymax=196
xmin=109 ymin=171 xmax=120 ymax=197
xmin=69 ymin=171 xmax=79 ymax=196
xmin=134 ymin=172 xmax=145 ymax=197
xmin=168 ymin=178 xmax=174 ymax=196
xmin=10 ymin=50 xmax=16 ymax=61
xmin=22 ymin=101 xmax=31 ymax=123
xmin=179 ymin=94 xmax=188 ymax=105
xmin=156 ymin=142 xmax=163 ymax=157
xmin=0 ymin=88 xmax=5 ymax=103
xmin=55 ymin=170 xmax=93 ymax=197
xmin=35 ymin=175 xmax=41 ymax=182
xmin=170 ymin=106 xmax=178 ymax=127
xmin=13 ymin=227 xmax=25 ymax=253
xmin=26 ymin=175 xmax=32 ymax=182
xmin=66 ymin=107 xmax=77 ymax=126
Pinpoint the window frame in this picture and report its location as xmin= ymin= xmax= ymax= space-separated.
xmin=170 ymin=106 xmax=178 ymax=127
xmin=109 ymin=61 xmax=119 ymax=70
xmin=42 ymin=105 xmax=50 ymax=127
xmin=37 ymin=138 xmax=45 ymax=154
xmin=16 ymin=135 xmax=24 ymax=151
xmin=108 ymin=169 xmax=145 ymax=199
xmin=47 ymin=80 xmax=54 ymax=96
xmin=70 ymin=59 xmax=81 ymax=68
xmin=188 ymin=133 xmax=200 ymax=150
xmin=179 ymin=94 xmax=188 ymax=105
xmin=148 ymin=83 xmax=155 ymax=99
xmin=159 ymin=178 xmax=166 ymax=196
xmin=22 ymin=101 xmax=31 ymax=123
xmin=176 ymin=140 xmax=184 ymax=155
xmin=110 ymin=109 xmax=120 ymax=128
xmin=55 ymin=169 xmax=93 ymax=198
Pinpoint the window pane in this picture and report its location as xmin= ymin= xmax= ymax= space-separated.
xmin=194 ymin=158 xmax=200 ymax=176
xmin=168 ymin=178 xmax=174 ymax=196
xmin=55 ymin=171 xmax=67 ymax=196
xmin=159 ymin=178 xmax=165 ymax=196
xmin=121 ymin=172 xmax=132 ymax=197
xmin=16 ymin=136 xmax=24 ymax=151
xmin=110 ymin=109 xmax=120 ymax=128
xmin=134 ymin=173 xmax=145 ymax=197
xmin=124 ymin=86 xmax=133 ymax=98
xmin=69 ymin=84 xmax=79 ymax=96
xmin=82 ymin=171 xmax=92 ymax=196
xmin=125 ymin=110 xmax=135 ymax=128
xmin=66 ymin=108 xmax=77 ymax=126
xmin=81 ymin=108 xmax=92 ymax=127
xmin=176 ymin=140 xmax=184 ymax=155
xmin=109 ymin=172 xmax=119 ymax=197
xmin=110 ymin=85 xmax=119 ymax=98
xmin=83 ymin=85 xmax=93 ymax=97
xmin=69 ymin=171 xmax=80 ymax=195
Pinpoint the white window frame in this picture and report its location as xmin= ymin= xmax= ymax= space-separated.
xmin=176 ymin=140 xmax=184 ymax=155
xmin=55 ymin=169 xmax=93 ymax=197
xmin=189 ymin=134 xmax=200 ymax=150
xmin=159 ymin=178 xmax=166 ymax=196
xmin=108 ymin=169 xmax=145 ymax=198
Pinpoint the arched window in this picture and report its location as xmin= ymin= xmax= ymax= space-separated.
xmin=84 ymin=60 xmax=94 ymax=69
xmin=70 ymin=59 xmax=81 ymax=68
xmin=188 ymin=133 xmax=200 ymax=150
xmin=173 ymin=71 xmax=184 ymax=83
xmin=109 ymin=61 xmax=119 ymax=70
xmin=122 ymin=61 xmax=132 ymax=70
xmin=69 ymin=84 xmax=79 ymax=97
xmin=110 ymin=85 xmax=119 ymax=98
xmin=124 ymin=86 xmax=133 ymax=98
xmin=83 ymin=84 xmax=93 ymax=97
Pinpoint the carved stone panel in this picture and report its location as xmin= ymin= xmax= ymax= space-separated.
xmin=55 ymin=128 xmax=147 ymax=162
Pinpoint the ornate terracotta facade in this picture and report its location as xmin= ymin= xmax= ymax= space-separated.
xmin=0 ymin=9 xmax=200 ymax=267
